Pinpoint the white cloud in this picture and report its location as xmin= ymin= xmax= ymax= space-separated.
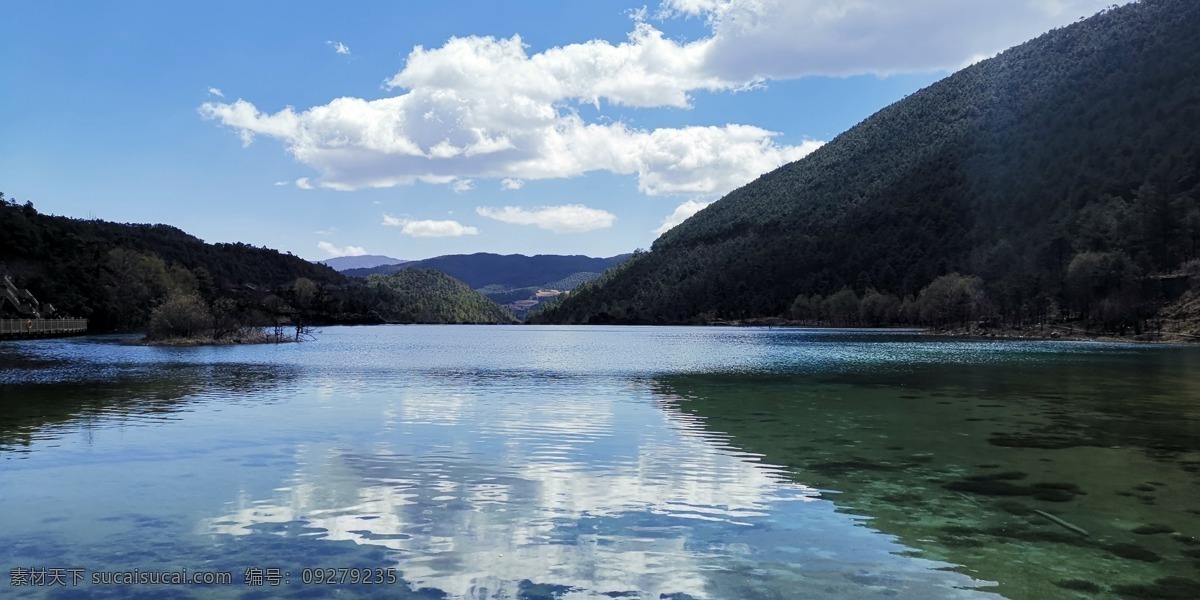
xmin=313 ymin=227 xmax=340 ymax=236
xmin=295 ymin=177 xmax=314 ymax=190
xmin=273 ymin=180 xmax=289 ymax=186
xmin=200 ymin=94 xmax=821 ymax=196
xmin=671 ymin=0 xmax=1126 ymax=79
xmin=476 ymin=205 xmax=616 ymax=234
xmin=317 ymin=241 xmax=366 ymax=257
xmin=629 ymin=127 xmax=822 ymax=196
xmin=658 ymin=0 xmax=723 ymax=16
xmin=327 ymin=40 xmax=351 ymax=55
xmin=198 ymin=24 xmax=812 ymax=196
xmin=207 ymin=87 xmax=225 ymax=98
xmin=201 ymin=1 xmax=1125 ymax=195
xmin=383 ymin=214 xmax=479 ymax=237
xmin=386 ymin=25 xmax=735 ymax=110
xmin=500 ymin=178 xmax=524 ymax=191
xmin=653 ymin=199 xmax=711 ymax=235
xmin=451 ymin=179 xmax=474 ymax=194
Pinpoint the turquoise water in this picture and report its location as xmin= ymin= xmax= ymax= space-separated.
xmin=1 ymin=326 xmax=1198 ymax=599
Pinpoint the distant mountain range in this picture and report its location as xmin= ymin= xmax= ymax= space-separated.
xmin=346 ymin=252 xmax=630 ymax=288
xmin=319 ymin=255 xmax=407 ymax=272
xmin=344 ymin=252 xmax=632 ymax=316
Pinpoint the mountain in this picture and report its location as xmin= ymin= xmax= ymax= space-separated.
xmin=319 ymin=255 xmax=407 ymax=272
xmin=0 ymin=197 xmax=505 ymax=331
xmin=0 ymin=198 xmax=346 ymax=330
xmin=344 ymin=253 xmax=631 ymax=290
xmin=534 ymin=0 xmax=1200 ymax=332
xmin=362 ymin=270 xmax=515 ymax=324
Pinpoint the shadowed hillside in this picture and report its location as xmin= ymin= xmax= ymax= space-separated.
xmin=0 ymin=197 xmax=511 ymax=331
xmin=534 ymin=0 xmax=1200 ymax=334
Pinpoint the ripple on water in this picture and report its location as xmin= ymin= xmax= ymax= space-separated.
xmin=12 ymin=327 xmax=1139 ymax=598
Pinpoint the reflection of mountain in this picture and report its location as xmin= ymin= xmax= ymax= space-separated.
xmin=0 ymin=344 xmax=293 ymax=453
xmin=651 ymin=360 xmax=1200 ymax=600
xmin=204 ymin=380 xmax=992 ymax=599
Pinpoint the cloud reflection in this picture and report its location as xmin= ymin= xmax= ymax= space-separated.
xmin=204 ymin=382 xmax=993 ymax=599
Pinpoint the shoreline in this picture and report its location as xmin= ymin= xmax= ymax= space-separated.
xmin=703 ymin=317 xmax=1197 ymax=344
xmin=77 ymin=320 xmax=1200 ymax=346
xmin=125 ymin=331 xmax=301 ymax=347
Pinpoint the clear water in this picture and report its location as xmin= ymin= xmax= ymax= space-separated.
xmin=1 ymin=326 xmax=1198 ymax=599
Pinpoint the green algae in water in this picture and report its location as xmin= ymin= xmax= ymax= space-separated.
xmin=807 ymin=457 xmax=903 ymax=476
xmin=968 ymin=471 xmax=1029 ymax=481
xmin=1107 ymin=543 xmax=1164 ymax=562
xmin=653 ymin=338 xmax=1200 ymax=600
xmin=1031 ymin=488 xmax=1080 ymax=502
xmin=996 ymin=500 xmax=1036 ymax=516
xmin=1133 ymin=523 xmax=1176 ymax=535
xmin=945 ymin=479 xmax=1034 ymax=497
xmin=1032 ymin=481 xmax=1086 ymax=494
xmin=1055 ymin=579 xmax=1102 ymax=594
xmin=1112 ymin=576 xmax=1200 ymax=599
xmin=944 ymin=473 xmax=1085 ymax=502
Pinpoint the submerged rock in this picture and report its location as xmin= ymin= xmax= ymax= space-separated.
xmin=807 ymin=458 xmax=901 ymax=476
xmin=945 ymin=479 xmax=1032 ymax=496
xmin=1055 ymin=579 xmax=1102 ymax=594
xmin=1132 ymin=523 xmax=1175 ymax=535
xmin=945 ymin=472 xmax=1086 ymax=503
xmin=1105 ymin=543 xmax=1162 ymax=562
xmin=995 ymin=500 xmax=1035 ymax=516
xmin=1033 ymin=488 xmax=1079 ymax=502
xmin=1113 ymin=577 xmax=1200 ymax=599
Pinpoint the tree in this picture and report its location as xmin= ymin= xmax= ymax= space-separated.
xmin=788 ymin=293 xmax=817 ymax=321
xmin=859 ymin=289 xmax=900 ymax=326
xmin=146 ymin=291 xmax=212 ymax=340
xmin=292 ymin=277 xmax=319 ymax=310
xmin=917 ymin=273 xmax=983 ymax=327
xmin=1064 ymin=251 xmax=1139 ymax=321
xmin=823 ymin=288 xmax=859 ymax=326
xmin=1133 ymin=183 xmax=1183 ymax=268
xmin=209 ymin=297 xmax=243 ymax=340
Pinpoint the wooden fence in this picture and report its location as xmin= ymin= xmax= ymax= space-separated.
xmin=0 ymin=318 xmax=88 ymax=338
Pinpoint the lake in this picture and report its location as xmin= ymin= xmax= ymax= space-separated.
xmin=1 ymin=326 xmax=1199 ymax=599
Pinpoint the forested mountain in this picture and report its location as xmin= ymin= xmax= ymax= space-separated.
xmin=319 ymin=255 xmax=407 ymax=272
xmin=360 ymin=270 xmax=515 ymax=324
xmin=344 ymin=252 xmax=630 ymax=290
xmin=0 ymin=197 xmax=506 ymax=332
xmin=534 ymin=0 xmax=1200 ymax=332
xmin=0 ymin=197 xmax=346 ymax=330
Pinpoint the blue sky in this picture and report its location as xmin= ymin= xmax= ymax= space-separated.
xmin=0 ymin=1 xmax=1125 ymax=262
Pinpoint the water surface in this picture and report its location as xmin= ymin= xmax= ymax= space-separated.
xmin=2 ymin=326 xmax=1198 ymax=599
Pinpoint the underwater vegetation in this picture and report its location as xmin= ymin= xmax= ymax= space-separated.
xmin=654 ymin=354 xmax=1200 ymax=600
